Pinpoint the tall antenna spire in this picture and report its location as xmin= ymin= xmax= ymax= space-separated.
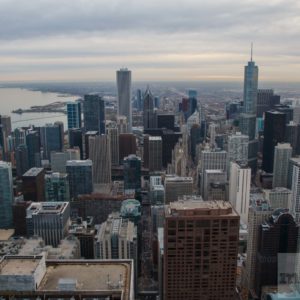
xmin=251 ymin=42 xmax=253 ymax=62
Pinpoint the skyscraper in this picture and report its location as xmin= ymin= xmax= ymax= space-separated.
xmin=68 ymin=128 xmax=83 ymax=159
xmin=262 ymin=111 xmax=286 ymax=173
xmin=83 ymin=94 xmax=105 ymax=134
xmin=107 ymin=127 xmax=119 ymax=166
xmin=15 ymin=144 xmax=29 ymax=177
xmin=117 ymin=68 xmax=132 ymax=131
xmin=26 ymin=130 xmax=41 ymax=168
xmin=22 ymin=168 xmax=45 ymax=202
xmin=148 ymin=136 xmax=162 ymax=172
xmin=67 ymin=100 xmax=82 ymax=129
xmin=45 ymin=172 xmax=70 ymax=202
xmin=40 ymin=124 xmax=63 ymax=160
xmin=227 ymin=132 xmax=249 ymax=165
xmin=256 ymin=89 xmax=280 ymax=117
xmin=164 ymin=175 xmax=193 ymax=203
xmin=164 ymin=199 xmax=239 ymax=300
xmin=88 ymin=135 xmax=111 ymax=185
xmin=272 ymin=143 xmax=292 ymax=188
xmin=123 ymin=154 xmax=141 ymax=193
xmin=291 ymin=159 xmax=300 ymax=222
xmin=0 ymin=161 xmax=13 ymax=228
xmin=143 ymin=88 xmax=156 ymax=130
xmin=229 ymin=162 xmax=251 ymax=224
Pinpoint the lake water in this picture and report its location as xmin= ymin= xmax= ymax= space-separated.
xmin=0 ymin=88 xmax=79 ymax=130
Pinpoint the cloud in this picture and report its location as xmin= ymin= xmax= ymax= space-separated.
xmin=0 ymin=0 xmax=299 ymax=81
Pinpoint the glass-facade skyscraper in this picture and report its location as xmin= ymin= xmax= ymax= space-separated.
xmin=67 ymin=100 xmax=82 ymax=129
xmin=83 ymin=94 xmax=105 ymax=134
xmin=123 ymin=154 xmax=141 ymax=193
xmin=0 ymin=161 xmax=13 ymax=228
xmin=117 ymin=68 xmax=132 ymax=132
xmin=40 ymin=124 xmax=63 ymax=160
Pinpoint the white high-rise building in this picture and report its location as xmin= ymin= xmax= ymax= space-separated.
xmin=117 ymin=68 xmax=132 ymax=132
xmin=272 ymin=143 xmax=292 ymax=188
xmin=227 ymin=132 xmax=249 ymax=165
xmin=229 ymin=162 xmax=251 ymax=224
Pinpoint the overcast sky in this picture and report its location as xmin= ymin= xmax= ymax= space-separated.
xmin=0 ymin=0 xmax=299 ymax=82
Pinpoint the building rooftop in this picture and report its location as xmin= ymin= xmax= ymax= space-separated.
xmin=166 ymin=200 xmax=237 ymax=217
xmin=149 ymin=136 xmax=162 ymax=141
xmin=165 ymin=176 xmax=193 ymax=183
xmin=66 ymin=160 xmax=92 ymax=167
xmin=0 ymin=229 xmax=14 ymax=241
xmin=27 ymin=202 xmax=69 ymax=216
xmin=22 ymin=167 xmax=44 ymax=177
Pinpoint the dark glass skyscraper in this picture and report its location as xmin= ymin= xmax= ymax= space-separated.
xmin=15 ymin=144 xmax=29 ymax=177
xmin=83 ymin=94 xmax=105 ymax=134
xmin=123 ymin=154 xmax=141 ymax=193
xmin=262 ymin=111 xmax=286 ymax=173
xmin=143 ymin=88 xmax=156 ymax=130
xmin=67 ymin=100 xmax=82 ymax=129
xmin=40 ymin=124 xmax=63 ymax=160
xmin=26 ymin=130 xmax=41 ymax=168
xmin=69 ymin=128 xmax=83 ymax=159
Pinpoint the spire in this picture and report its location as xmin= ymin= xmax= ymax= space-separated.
xmin=250 ymin=42 xmax=253 ymax=62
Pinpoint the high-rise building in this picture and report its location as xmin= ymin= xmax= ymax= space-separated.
xmin=148 ymin=136 xmax=162 ymax=172
xmin=164 ymin=199 xmax=239 ymax=300
xmin=245 ymin=193 xmax=272 ymax=296
xmin=149 ymin=176 xmax=165 ymax=205
xmin=0 ymin=115 xmax=12 ymax=137
xmin=83 ymin=94 xmax=105 ymax=134
xmin=143 ymin=88 xmax=156 ymax=130
xmin=66 ymin=160 xmax=93 ymax=199
xmin=12 ymin=199 xmax=32 ymax=236
xmin=88 ymin=135 xmax=111 ymax=185
xmin=84 ymin=130 xmax=98 ymax=159
xmin=227 ymin=132 xmax=249 ymax=165
xmin=254 ymin=210 xmax=298 ymax=298
xmin=0 ymin=161 xmax=13 ymax=228
xmin=272 ymin=143 xmax=292 ymax=188
xmin=117 ymin=68 xmax=132 ymax=131
xmin=264 ymin=187 xmax=292 ymax=209
xmin=119 ymin=133 xmax=137 ymax=162
xmin=26 ymin=201 xmax=70 ymax=247
xmin=26 ymin=130 xmax=41 ymax=168
xmin=203 ymin=169 xmax=227 ymax=201
xmin=284 ymin=121 xmax=300 ymax=156
xmin=10 ymin=128 xmax=26 ymax=151
xmin=164 ymin=175 xmax=193 ymax=203
xmin=117 ymin=115 xmax=128 ymax=134
xmin=54 ymin=121 xmax=65 ymax=150
xmin=22 ymin=168 xmax=45 ymax=202
xmin=67 ymin=100 xmax=82 ymax=129
xmin=229 ymin=162 xmax=251 ymax=224
xmin=68 ymin=128 xmax=83 ymax=159
xmin=45 ymin=172 xmax=70 ymax=202
xmin=51 ymin=148 xmax=80 ymax=173
xmin=15 ymin=144 xmax=29 ymax=177
xmin=40 ymin=124 xmax=63 ymax=160
xmin=262 ymin=111 xmax=286 ymax=173
xmin=123 ymin=154 xmax=141 ymax=193
xmin=107 ymin=127 xmax=119 ymax=166
xmin=256 ymin=89 xmax=280 ymax=117
xmin=199 ymin=148 xmax=227 ymax=196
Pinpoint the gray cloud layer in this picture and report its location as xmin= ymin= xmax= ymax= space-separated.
xmin=0 ymin=0 xmax=299 ymax=81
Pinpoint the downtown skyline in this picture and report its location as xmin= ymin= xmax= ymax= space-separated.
xmin=0 ymin=0 xmax=299 ymax=82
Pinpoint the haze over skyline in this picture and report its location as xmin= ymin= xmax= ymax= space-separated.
xmin=0 ymin=0 xmax=299 ymax=82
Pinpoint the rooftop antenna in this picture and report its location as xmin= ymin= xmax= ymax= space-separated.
xmin=251 ymin=42 xmax=253 ymax=62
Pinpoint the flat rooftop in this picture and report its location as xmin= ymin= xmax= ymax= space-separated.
xmin=0 ymin=229 xmax=14 ymax=241
xmin=22 ymin=167 xmax=44 ymax=177
xmin=66 ymin=160 xmax=92 ymax=166
xmin=0 ymin=257 xmax=41 ymax=276
xmin=165 ymin=176 xmax=193 ymax=183
xmin=27 ymin=202 xmax=69 ymax=215
xmin=167 ymin=200 xmax=238 ymax=217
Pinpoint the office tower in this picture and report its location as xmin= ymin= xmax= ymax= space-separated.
xmin=119 ymin=133 xmax=137 ymax=162
xmin=143 ymin=88 xmax=156 ymax=130
xmin=45 ymin=172 xmax=70 ymax=202
xmin=0 ymin=125 xmax=5 ymax=159
xmin=117 ymin=115 xmax=128 ymax=133
xmin=157 ymin=114 xmax=175 ymax=131
xmin=54 ymin=121 xmax=65 ymax=150
xmin=10 ymin=128 xmax=26 ymax=150
xmin=239 ymin=113 xmax=256 ymax=141
xmin=294 ymin=105 xmax=300 ymax=124
xmin=95 ymin=212 xmax=137 ymax=259
xmin=264 ymin=187 xmax=292 ymax=209
xmin=0 ymin=161 xmax=13 ymax=228
xmin=227 ymin=132 xmax=249 ymax=165
xmin=68 ymin=128 xmax=83 ymax=159
xmin=291 ymin=158 xmax=300 ymax=222
xmin=84 ymin=130 xmax=98 ymax=159
xmin=256 ymin=89 xmax=280 ymax=117
xmin=26 ymin=201 xmax=70 ymax=247
xmin=12 ymin=199 xmax=32 ymax=236
xmin=262 ymin=111 xmax=286 ymax=173
xmin=254 ymin=210 xmax=298 ymax=297
xmin=0 ymin=115 xmax=12 ymax=137
xmin=229 ymin=162 xmax=251 ymax=224
xmin=199 ymin=148 xmax=227 ymax=196
xmin=203 ymin=169 xmax=227 ymax=201
xmin=107 ymin=127 xmax=119 ymax=166
xmin=136 ymin=89 xmax=143 ymax=111
xmin=164 ymin=175 xmax=193 ymax=203
xmin=117 ymin=68 xmax=132 ymax=131
xmin=40 ymin=124 xmax=62 ymax=160
xmin=164 ymin=199 xmax=239 ymax=300
xmin=147 ymin=136 xmax=162 ymax=172
xmin=226 ymin=101 xmax=242 ymax=120
xmin=150 ymin=176 xmax=165 ymax=205
xmin=285 ymin=121 xmax=300 ymax=155
xmin=275 ymin=104 xmax=293 ymax=123
xmin=245 ymin=194 xmax=272 ymax=295
xmin=272 ymin=143 xmax=292 ymax=188
xmin=26 ymin=130 xmax=41 ymax=168
xmin=123 ymin=154 xmax=141 ymax=193
xmin=22 ymin=168 xmax=45 ymax=202
xmin=67 ymin=100 xmax=82 ymax=129
xmin=188 ymin=89 xmax=197 ymax=117
xmin=51 ymin=148 xmax=80 ymax=173
xmin=15 ymin=144 xmax=29 ymax=177
xmin=120 ymin=199 xmax=141 ymax=225
xmin=0 ymin=256 xmax=134 ymax=300
xmin=88 ymin=135 xmax=111 ymax=185
xmin=83 ymin=94 xmax=105 ymax=134
xmin=66 ymin=160 xmax=93 ymax=199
